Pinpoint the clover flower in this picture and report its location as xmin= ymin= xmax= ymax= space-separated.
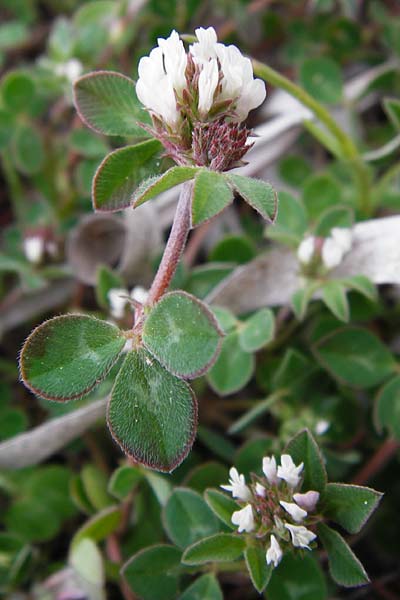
xmin=285 ymin=523 xmax=317 ymax=549
xmin=108 ymin=288 xmax=129 ymax=320
xmin=220 ymin=467 xmax=252 ymax=502
xmin=279 ymin=500 xmax=307 ymax=522
xmin=266 ymin=534 xmax=283 ymax=567
xmin=277 ymin=454 xmax=304 ymax=488
xmin=24 ymin=236 xmax=45 ymax=265
xmin=297 ymin=236 xmax=316 ymax=265
xmin=321 ymin=227 xmax=353 ymax=269
xmin=231 ymin=504 xmax=255 ymax=533
xmin=222 ymin=453 xmax=320 ymax=571
xmin=108 ymin=286 xmax=149 ymax=319
xmin=297 ymin=227 xmax=353 ymax=272
xmin=135 ymin=27 xmax=266 ymax=171
xmin=262 ymin=455 xmax=279 ymax=484
xmin=293 ymin=490 xmax=320 ymax=512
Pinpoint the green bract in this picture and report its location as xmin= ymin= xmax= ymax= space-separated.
xmin=142 ymin=291 xmax=223 ymax=379
xmin=191 ymin=170 xmax=234 ymax=227
xmin=227 ymin=174 xmax=278 ymax=222
xmin=20 ymin=315 xmax=125 ymax=401
xmin=133 ymin=166 xmax=200 ymax=207
xmin=285 ymin=429 xmax=327 ymax=492
xmin=92 ymin=139 xmax=162 ymax=211
xmin=107 ymin=349 xmax=197 ymax=472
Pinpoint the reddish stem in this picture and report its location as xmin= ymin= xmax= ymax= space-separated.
xmin=147 ymin=181 xmax=193 ymax=305
xmin=352 ymin=438 xmax=400 ymax=486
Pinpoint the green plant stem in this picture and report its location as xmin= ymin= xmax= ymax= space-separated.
xmin=0 ymin=151 xmax=25 ymax=225
xmin=147 ymin=181 xmax=193 ymax=306
xmin=252 ymin=60 xmax=372 ymax=216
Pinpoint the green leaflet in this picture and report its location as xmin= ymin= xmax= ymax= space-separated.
xmin=20 ymin=315 xmax=125 ymax=401
xmin=92 ymin=139 xmax=162 ymax=212
xmin=74 ymin=71 xmax=149 ymax=136
xmin=107 ymin=348 xmax=197 ymax=472
xmin=142 ymin=291 xmax=223 ymax=379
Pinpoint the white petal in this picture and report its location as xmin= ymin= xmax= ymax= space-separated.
xmin=190 ymin=27 xmax=218 ymax=64
xmin=24 ymin=237 xmax=44 ymax=264
xmin=255 ymin=483 xmax=266 ymax=497
xmin=315 ymin=419 xmax=330 ymax=435
xmin=330 ymin=227 xmax=352 ymax=254
xmin=266 ymin=534 xmax=283 ymax=567
xmin=285 ymin=523 xmax=316 ymax=549
xmin=231 ymin=504 xmax=255 ymax=533
xmin=297 ymin=236 xmax=315 ymax=264
xmin=158 ymin=30 xmax=187 ymax=93
xmin=293 ymin=491 xmax=320 ymax=512
xmin=321 ymin=238 xmax=343 ymax=269
xmin=279 ymin=500 xmax=307 ymax=522
xmin=198 ymin=58 xmax=219 ymax=115
xmin=220 ymin=467 xmax=252 ymax=502
xmin=108 ymin=288 xmax=129 ymax=319
xmin=262 ymin=456 xmax=278 ymax=484
xmin=277 ymin=455 xmax=303 ymax=488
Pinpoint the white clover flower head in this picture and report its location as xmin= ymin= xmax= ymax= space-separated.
xmin=231 ymin=504 xmax=255 ymax=533
xmin=55 ymin=58 xmax=83 ymax=82
xmin=315 ymin=419 xmax=330 ymax=436
xmin=130 ymin=286 xmax=149 ymax=306
xmin=279 ymin=500 xmax=307 ymax=523
xmin=330 ymin=227 xmax=352 ymax=254
xmin=321 ymin=237 xmax=344 ymax=270
xmin=221 ymin=467 xmax=252 ymax=502
xmin=285 ymin=523 xmax=316 ymax=549
xmin=293 ymin=491 xmax=320 ymax=512
xmin=262 ymin=455 xmax=279 ymax=485
xmin=108 ymin=288 xmax=129 ymax=319
xmin=277 ymin=454 xmax=304 ymax=488
xmin=297 ymin=236 xmax=316 ymax=265
xmin=266 ymin=534 xmax=283 ymax=567
xmin=24 ymin=236 xmax=44 ymax=265
xmin=135 ymin=27 xmax=265 ymax=170
xmin=255 ymin=482 xmax=267 ymax=497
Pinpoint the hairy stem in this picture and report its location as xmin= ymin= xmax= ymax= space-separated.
xmin=147 ymin=181 xmax=193 ymax=305
xmin=252 ymin=60 xmax=372 ymax=216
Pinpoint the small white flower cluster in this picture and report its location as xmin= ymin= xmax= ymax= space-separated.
xmin=297 ymin=227 xmax=353 ymax=271
xmin=54 ymin=58 xmax=83 ymax=83
xmin=108 ymin=286 xmax=149 ymax=319
xmin=23 ymin=237 xmax=45 ymax=265
xmin=221 ymin=454 xmax=319 ymax=569
xmin=135 ymin=28 xmax=265 ymax=171
xmin=136 ymin=27 xmax=265 ymax=128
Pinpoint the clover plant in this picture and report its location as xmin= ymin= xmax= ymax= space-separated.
xmin=1 ymin=7 xmax=392 ymax=597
